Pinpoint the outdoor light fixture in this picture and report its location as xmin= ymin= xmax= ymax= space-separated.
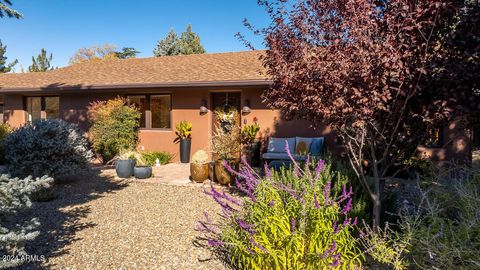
xmin=200 ymin=99 xmax=208 ymax=114
xmin=242 ymin=99 xmax=251 ymax=115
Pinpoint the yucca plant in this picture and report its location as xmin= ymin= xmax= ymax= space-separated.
xmin=198 ymin=143 xmax=364 ymax=269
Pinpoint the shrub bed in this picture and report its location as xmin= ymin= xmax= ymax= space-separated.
xmin=141 ymin=151 xmax=174 ymax=166
xmin=4 ymin=119 xmax=93 ymax=179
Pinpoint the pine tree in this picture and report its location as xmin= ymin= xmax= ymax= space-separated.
xmin=0 ymin=39 xmax=18 ymax=73
xmin=179 ymin=24 xmax=206 ymax=55
xmin=28 ymin=48 xmax=54 ymax=72
xmin=153 ymin=29 xmax=181 ymax=57
xmin=114 ymin=47 xmax=140 ymax=59
xmin=0 ymin=175 xmax=53 ymax=269
xmin=0 ymin=0 xmax=22 ymax=18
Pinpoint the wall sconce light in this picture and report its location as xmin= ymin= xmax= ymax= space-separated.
xmin=200 ymin=99 xmax=208 ymax=114
xmin=242 ymin=99 xmax=251 ymax=115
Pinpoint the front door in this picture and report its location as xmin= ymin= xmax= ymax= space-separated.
xmin=211 ymin=92 xmax=241 ymax=160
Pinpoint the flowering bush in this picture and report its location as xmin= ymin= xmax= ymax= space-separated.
xmin=88 ymin=97 xmax=140 ymax=162
xmin=198 ymin=146 xmax=364 ymax=269
xmin=4 ymin=119 xmax=93 ymax=179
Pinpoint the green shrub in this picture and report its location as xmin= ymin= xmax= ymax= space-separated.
xmin=141 ymin=151 xmax=174 ymax=166
xmin=4 ymin=119 xmax=93 ymax=179
xmin=199 ymin=156 xmax=365 ymax=269
xmin=0 ymin=123 xmax=12 ymax=164
xmin=0 ymin=174 xmax=53 ymax=269
xmin=88 ymin=97 xmax=141 ymax=162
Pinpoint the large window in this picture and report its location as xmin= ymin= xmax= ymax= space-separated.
xmin=424 ymin=127 xmax=444 ymax=148
xmin=25 ymin=96 xmax=60 ymax=122
xmin=127 ymin=94 xmax=171 ymax=129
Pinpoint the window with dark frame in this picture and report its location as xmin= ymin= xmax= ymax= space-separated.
xmin=25 ymin=96 xmax=60 ymax=122
xmin=127 ymin=94 xmax=171 ymax=129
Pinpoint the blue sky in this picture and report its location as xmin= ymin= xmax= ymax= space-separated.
xmin=0 ymin=0 xmax=269 ymax=71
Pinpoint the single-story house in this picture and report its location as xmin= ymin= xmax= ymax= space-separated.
xmin=0 ymin=51 xmax=474 ymax=162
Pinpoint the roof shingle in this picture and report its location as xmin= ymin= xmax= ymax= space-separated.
xmin=0 ymin=51 xmax=268 ymax=91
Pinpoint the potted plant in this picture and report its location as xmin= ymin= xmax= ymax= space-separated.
xmin=112 ymin=149 xmax=142 ymax=178
xmin=133 ymin=154 xmax=152 ymax=179
xmin=241 ymin=122 xmax=261 ymax=166
xmin=175 ymin=120 xmax=192 ymax=163
xmin=190 ymin=150 xmax=209 ymax=183
xmin=211 ymin=108 xmax=241 ymax=185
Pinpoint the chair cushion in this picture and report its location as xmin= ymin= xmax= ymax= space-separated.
xmin=309 ymin=137 xmax=324 ymax=156
xmin=262 ymin=152 xmax=291 ymax=160
xmin=267 ymin=137 xmax=296 ymax=153
xmin=295 ymin=137 xmax=313 ymax=155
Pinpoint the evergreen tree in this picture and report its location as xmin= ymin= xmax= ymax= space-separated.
xmin=114 ymin=47 xmax=140 ymax=59
xmin=179 ymin=24 xmax=206 ymax=55
xmin=0 ymin=175 xmax=53 ymax=269
xmin=0 ymin=0 xmax=22 ymax=18
xmin=28 ymin=48 xmax=54 ymax=72
xmin=0 ymin=39 xmax=17 ymax=73
xmin=153 ymin=29 xmax=181 ymax=56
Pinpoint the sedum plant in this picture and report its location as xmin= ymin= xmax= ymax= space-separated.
xmin=4 ymin=119 xmax=93 ymax=179
xmin=191 ymin=150 xmax=209 ymax=165
xmin=198 ymin=144 xmax=364 ymax=269
xmin=0 ymin=174 xmax=53 ymax=269
xmin=88 ymin=97 xmax=141 ymax=162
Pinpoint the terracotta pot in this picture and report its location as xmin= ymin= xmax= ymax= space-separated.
xmin=190 ymin=163 xmax=209 ymax=183
xmin=214 ymin=159 xmax=238 ymax=185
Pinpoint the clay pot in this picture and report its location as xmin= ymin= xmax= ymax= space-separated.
xmin=190 ymin=163 xmax=209 ymax=183
xmin=214 ymin=159 xmax=238 ymax=185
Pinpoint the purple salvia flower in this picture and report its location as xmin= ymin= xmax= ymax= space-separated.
xmin=341 ymin=198 xmax=352 ymax=215
xmin=290 ymin=217 xmax=296 ymax=232
xmin=352 ymin=217 xmax=358 ymax=226
xmin=314 ymin=159 xmax=325 ymax=179
xmin=264 ymin=163 xmax=272 ymax=179
xmin=285 ymin=141 xmax=302 ymax=176
xmin=251 ymin=237 xmax=268 ymax=253
xmin=321 ymin=241 xmax=337 ymax=259
xmin=268 ymin=200 xmax=275 ymax=207
xmin=343 ymin=218 xmax=351 ymax=226
xmin=332 ymin=253 xmax=341 ymax=267
xmin=246 ymin=248 xmax=255 ymax=255
xmin=332 ymin=221 xmax=341 ymax=234
xmin=237 ymin=219 xmax=256 ymax=235
xmin=323 ymin=181 xmax=331 ymax=205
xmin=207 ymin=239 xmax=225 ymax=247
xmin=313 ymin=193 xmax=320 ymax=208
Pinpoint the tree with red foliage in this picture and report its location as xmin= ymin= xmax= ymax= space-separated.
xmin=243 ymin=0 xmax=479 ymax=226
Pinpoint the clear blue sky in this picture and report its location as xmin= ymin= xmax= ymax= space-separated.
xmin=0 ymin=0 xmax=268 ymax=71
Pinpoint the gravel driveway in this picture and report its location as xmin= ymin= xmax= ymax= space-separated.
xmin=18 ymin=168 xmax=225 ymax=270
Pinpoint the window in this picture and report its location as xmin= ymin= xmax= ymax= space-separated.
xmin=127 ymin=94 xmax=171 ymax=129
xmin=127 ymin=95 xmax=147 ymax=128
xmin=25 ymin=96 xmax=60 ymax=122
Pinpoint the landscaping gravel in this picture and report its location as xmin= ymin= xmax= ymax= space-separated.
xmin=17 ymin=168 xmax=225 ymax=270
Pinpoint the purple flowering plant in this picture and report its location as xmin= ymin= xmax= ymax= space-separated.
xmin=197 ymin=143 xmax=364 ymax=269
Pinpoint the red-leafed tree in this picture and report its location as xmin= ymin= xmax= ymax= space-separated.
xmin=243 ymin=0 xmax=479 ymax=226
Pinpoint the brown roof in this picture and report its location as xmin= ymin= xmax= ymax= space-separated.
xmin=0 ymin=51 xmax=269 ymax=92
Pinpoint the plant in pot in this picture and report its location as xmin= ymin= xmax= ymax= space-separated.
xmin=175 ymin=120 xmax=192 ymax=163
xmin=211 ymin=108 xmax=241 ymax=185
xmin=190 ymin=150 xmax=209 ymax=183
xmin=133 ymin=154 xmax=152 ymax=179
xmin=241 ymin=122 xmax=261 ymax=167
xmin=112 ymin=149 xmax=142 ymax=178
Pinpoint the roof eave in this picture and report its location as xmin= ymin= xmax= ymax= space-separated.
xmin=0 ymin=79 xmax=273 ymax=93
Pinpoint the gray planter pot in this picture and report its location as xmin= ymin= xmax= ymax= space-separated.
xmin=180 ymin=138 xmax=191 ymax=163
xmin=115 ymin=159 xmax=136 ymax=178
xmin=134 ymin=166 xmax=152 ymax=179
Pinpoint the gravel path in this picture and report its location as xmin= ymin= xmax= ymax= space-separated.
xmin=18 ymin=168 xmax=225 ymax=270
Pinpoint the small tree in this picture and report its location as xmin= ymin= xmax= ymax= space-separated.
xmin=179 ymin=24 xmax=206 ymax=55
xmin=69 ymin=43 xmax=118 ymax=65
xmin=114 ymin=47 xmax=139 ymax=59
xmin=0 ymin=39 xmax=17 ymax=73
xmin=153 ymin=28 xmax=181 ymax=57
xmin=245 ymin=0 xmax=477 ymax=226
xmin=28 ymin=48 xmax=54 ymax=72
xmin=88 ymin=97 xmax=141 ymax=162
